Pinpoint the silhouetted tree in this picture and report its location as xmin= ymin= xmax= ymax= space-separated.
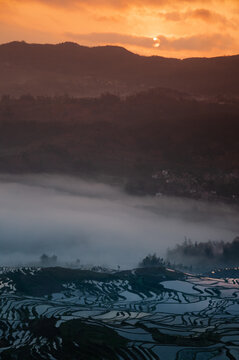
xmin=40 ymin=254 xmax=57 ymax=267
xmin=139 ymin=253 xmax=165 ymax=268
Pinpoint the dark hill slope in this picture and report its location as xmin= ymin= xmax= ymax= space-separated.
xmin=0 ymin=41 xmax=238 ymax=97
xmin=0 ymin=88 xmax=239 ymax=202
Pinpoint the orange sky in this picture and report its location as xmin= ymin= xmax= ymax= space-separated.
xmin=0 ymin=0 xmax=239 ymax=58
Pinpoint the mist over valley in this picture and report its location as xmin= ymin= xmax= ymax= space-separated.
xmin=0 ymin=175 xmax=238 ymax=269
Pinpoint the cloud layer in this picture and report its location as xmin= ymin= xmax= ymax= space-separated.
xmin=11 ymin=0 xmax=239 ymax=10
xmin=66 ymin=32 xmax=234 ymax=52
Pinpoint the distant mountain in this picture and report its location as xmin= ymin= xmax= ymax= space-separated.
xmin=0 ymin=41 xmax=239 ymax=97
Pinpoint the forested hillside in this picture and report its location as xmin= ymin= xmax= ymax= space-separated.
xmin=0 ymin=89 xmax=238 ymax=201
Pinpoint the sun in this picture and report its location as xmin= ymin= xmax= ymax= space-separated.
xmin=153 ymin=37 xmax=160 ymax=48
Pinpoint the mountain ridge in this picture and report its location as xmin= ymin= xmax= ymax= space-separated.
xmin=2 ymin=40 xmax=239 ymax=61
xmin=0 ymin=41 xmax=238 ymax=98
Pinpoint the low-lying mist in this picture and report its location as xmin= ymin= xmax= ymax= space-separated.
xmin=0 ymin=174 xmax=238 ymax=268
xmin=167 ymin=237 xmax=239 ymax=269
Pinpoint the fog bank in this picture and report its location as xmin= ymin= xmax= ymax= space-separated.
xmin=167 ymin=237 xmax=239 ymax=269
xmin=0 ymin=174 xmax=238 ymax=268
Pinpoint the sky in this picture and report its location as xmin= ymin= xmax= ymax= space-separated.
xmin=0 ymin=0 xmax=239 ymax=58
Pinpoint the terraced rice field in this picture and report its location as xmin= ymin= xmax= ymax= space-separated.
xmin=0 ymin=267 xmax=238 ymax=359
